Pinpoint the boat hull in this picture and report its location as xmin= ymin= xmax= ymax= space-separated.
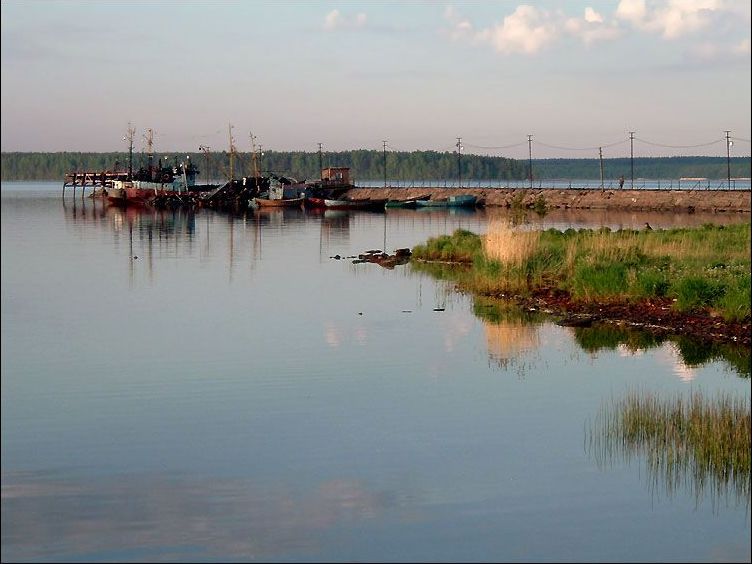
xmin=254 ymin=197 xmax=305 ymax=208
xmin=306 ymin=197 xmax=386 ymax=211
xmin=416 ymin=194 xmax=477 ymax=207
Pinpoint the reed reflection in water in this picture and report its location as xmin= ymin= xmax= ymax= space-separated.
xmin=586 ymin=389 xmax=751 ymax=511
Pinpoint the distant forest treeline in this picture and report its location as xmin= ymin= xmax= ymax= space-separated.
xmin=1 ymin=151 xmax=749 ymax=182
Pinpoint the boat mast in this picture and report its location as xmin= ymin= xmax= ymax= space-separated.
xmin=249 ymin=131 xmax=260 ymax=179
xmin=228 ymin=123 xmax=236 ymax=183
xmin=124 ymin=123 xmax=135 ymax=180
xmin=145 ymin=128 xmax=155 ymax=179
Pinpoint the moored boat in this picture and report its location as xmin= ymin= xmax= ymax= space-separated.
xmin=415 ymin=194 xmax=477 ymax=207
xmin=385 ymin=194 xmax=431 ymax=208
xmin=306 ymin=197 xmax=387 ymax=211
xmin=254 ymin=196 xmax=305 ymax=207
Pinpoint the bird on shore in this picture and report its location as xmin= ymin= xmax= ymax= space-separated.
xmin=644 ymin=222 xmax=653 ymax=230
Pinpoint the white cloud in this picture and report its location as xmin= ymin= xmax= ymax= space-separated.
xmin=323 ymin=9 xmax=367 ymax=32
xmin=565 ymin=7 xmax=622 ymax=45
xmin=445 ymin=4 xmax=620 ymax=54
xmin=615 ymin=0 xmax=647 ymax=26
xmin=478 ymin=5 xmax=558 ymax=55
xmin=442 ymin=2 xmax=749 ymax=56
xmin=615 ymin=0 xmax=723 ymax=39
xmin=584 ymin=7 xmax=604 ymax=24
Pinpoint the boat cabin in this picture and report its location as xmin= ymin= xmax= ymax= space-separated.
xmin=321 ymin=167 xmax=350 ymax=185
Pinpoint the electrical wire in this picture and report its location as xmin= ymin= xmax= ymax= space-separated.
xmin=634 ymin=137 xmax=724 ymax=149
xmin=534 ymin=138 xmax=628 ymax=151
xmin=463 ymin=141 xmax=528 ymax=150
xmin=730 ymin=136 xmax=751 ymax=143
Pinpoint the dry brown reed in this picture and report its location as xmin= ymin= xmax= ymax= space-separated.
xmin=483 ymin=220 xmax=540 ymax=266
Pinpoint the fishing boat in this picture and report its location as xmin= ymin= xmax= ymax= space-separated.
xmin=106 ymin=127 xmax=206 ymax=206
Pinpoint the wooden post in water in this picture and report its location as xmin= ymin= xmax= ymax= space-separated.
xmin=599 ymin=147 xmax=604 ymax=192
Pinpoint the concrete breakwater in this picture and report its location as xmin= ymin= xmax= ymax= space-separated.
xmin=346 ymin=187 xmax=752 ymax=213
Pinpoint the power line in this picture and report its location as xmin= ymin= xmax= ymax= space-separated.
xmin=634 ymin=137 xmax=724 ymax=149
xmin=463 ymin=141 xmax=528 ymax=150
xmin=534 ymin=138 xmax=627 ymax=151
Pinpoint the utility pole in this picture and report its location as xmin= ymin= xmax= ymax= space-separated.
xmin=383 ymin=140 xmax=388 ymax=189
xmin=629 ymin=131 xmax=635 ymax=189
xmin=725 ymin=130 xmax=732 ymax=189
xmin=527 ymin=134 xmax=533 ymax=189
xmin=599 ymin=147 xmax=604 ymax=192
xmin=456 ymin=137 xmax=462 ymax=189
xmin=318 ymin=143 xmax=323 ymax=180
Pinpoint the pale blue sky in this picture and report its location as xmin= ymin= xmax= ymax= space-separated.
xmin=1 ymin=0 xmax=750 ymax=158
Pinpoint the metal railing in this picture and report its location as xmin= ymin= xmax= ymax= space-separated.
xmin=352 ymin=178 xmax=752 ymax=191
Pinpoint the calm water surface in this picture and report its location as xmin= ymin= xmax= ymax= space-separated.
xmin=2 ymin=182 xmax=750 ymax=562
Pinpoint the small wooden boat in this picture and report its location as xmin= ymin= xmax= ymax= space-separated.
xmin=416 ymin=194 xmax=477 ymax=208
xmin=254 ymin=196 xmax=305 ymax=208
xmin=306 ymin=197 xmax=387 ymax=211
xmin=385 ymin=194 xmax=432 ymax=209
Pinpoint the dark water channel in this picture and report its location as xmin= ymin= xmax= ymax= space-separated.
xmin=2 ymin=183 xmax=750 ymax=562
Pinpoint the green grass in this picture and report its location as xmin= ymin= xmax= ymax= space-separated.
xmin=411 ymin=223 xmax=752 ymax=321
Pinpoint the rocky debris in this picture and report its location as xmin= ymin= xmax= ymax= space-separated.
xmin=351 ymin=248 xmax=412 ymax=269
xmin=521 ymin=290 xmax=751 ymax=347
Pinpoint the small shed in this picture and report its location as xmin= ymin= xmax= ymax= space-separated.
xmin=321 ymin=167 xmax=350 ymax=185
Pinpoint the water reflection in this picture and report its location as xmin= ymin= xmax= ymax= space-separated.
xmin=473 ymin=299 xmax=543 ymax=372
xmin=586 ymin=390 xmax=751 ymax=511
xmin=572 ymin=324 xmax=751 ymax=378
xmin=1 ymin=471 xmax=393 ymax=562
xmin=471 ymin=299 xmax=750 ymax=378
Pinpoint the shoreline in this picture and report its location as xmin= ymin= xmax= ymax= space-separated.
xmin=413 ymin=259 xmax=750 ymax=347
xmin=348 ymin=187 xmax=752 ymax=213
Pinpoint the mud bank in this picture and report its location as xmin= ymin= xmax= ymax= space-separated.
xmin=347 ymin=187 xmax=751 ymax=213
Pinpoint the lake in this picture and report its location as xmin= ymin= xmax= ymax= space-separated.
xmin=2 ymin=182 xmax=750 ymax=563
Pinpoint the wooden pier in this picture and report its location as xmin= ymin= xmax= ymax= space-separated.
xmin=62 ymin=171 xmax=130 ymax=199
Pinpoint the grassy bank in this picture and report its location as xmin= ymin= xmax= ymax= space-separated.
xmin=411 ymin=223 xmax=751 ymax=322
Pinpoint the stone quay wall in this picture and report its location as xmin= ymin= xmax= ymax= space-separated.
xmin=345 ymin=187 xmax=751 ymax=213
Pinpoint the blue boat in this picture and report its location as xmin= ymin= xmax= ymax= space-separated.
xmin=416 ymin=194 xmax=477 ymax=207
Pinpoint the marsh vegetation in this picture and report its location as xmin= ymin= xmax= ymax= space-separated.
xmin=411 ymin=222 xmax=751 ymax=322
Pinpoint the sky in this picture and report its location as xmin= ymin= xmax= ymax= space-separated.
xmin=1 ymin=0 xmax=750 ymax=159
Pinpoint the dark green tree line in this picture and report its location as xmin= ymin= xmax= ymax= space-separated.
xmin=1 ymin=151 xmax=748 ymax=182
